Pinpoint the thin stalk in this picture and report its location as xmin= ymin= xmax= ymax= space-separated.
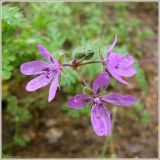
xmin=78 ymin=61 xmax=102 ymax=67
xmin=62 ymin=64 xmax=73 ymax=67
xmin=62 ymin=60 xmax=102 ymax=68
xmin=75 ymin=68 xmax=89 ymax=88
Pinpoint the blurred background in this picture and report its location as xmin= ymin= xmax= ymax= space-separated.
xmin=2 ymin=2 xmax=158 ymax=158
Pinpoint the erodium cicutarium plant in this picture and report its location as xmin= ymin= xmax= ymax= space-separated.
xmin=20 ymin=36 xmax=136 ymax=137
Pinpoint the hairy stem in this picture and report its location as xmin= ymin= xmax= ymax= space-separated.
xmin=62 ymin=64 xmax=73 ymax=67
xmin=62 ymin=60 xmax=102 ymax=68
xmin=78 ymin=60 xmax=102 ymax=67
xmin=75 ymin=68 xmax=89 ymax=87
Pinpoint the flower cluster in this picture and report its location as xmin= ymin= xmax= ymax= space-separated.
xmin=20 ymin=36 xmax=136 ymax=136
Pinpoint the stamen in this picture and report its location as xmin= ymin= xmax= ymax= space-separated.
xmin=42 ymin=67 xmax=56 ymax=79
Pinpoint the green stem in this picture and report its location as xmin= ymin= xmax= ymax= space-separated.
xmin=78 ymin=60 xmax=102 ymax=67
xmin=62 ymin=60 xmax=102 ymax=68
xmin=62 ymin=64 xmax=73 ymax=67
xmin=74 ymin=68 xmax=89 ymax=88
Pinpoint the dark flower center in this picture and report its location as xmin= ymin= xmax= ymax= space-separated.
xmin=114 ymin=63 xmax=119 ymax=69
xmin=42 ymin=67 xmax=56 ymax=79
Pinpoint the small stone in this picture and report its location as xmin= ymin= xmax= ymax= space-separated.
xmin=45 ymin=119 xmax=57 ymax=127
xmin=44 ymin=128 xmax=63 ymax=144
xmin=125 ymin=144 xmax=142 ymax=154
xmin=28 ymin=129 xmax=37 ymax=139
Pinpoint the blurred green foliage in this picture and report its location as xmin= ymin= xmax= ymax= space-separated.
xmin=2 ymin=2 xmax=153 ymax=152
xmin=135 ymin=64 xmax=148 ymax=92
xmin=120 ymin=100 xmax=149 ymax=127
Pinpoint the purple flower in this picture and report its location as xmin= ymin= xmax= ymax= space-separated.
xmin=20 ymin=44 xmax=61 ymax=102
xmin=67 ymin=72 xmax=136 ymax=136
xmin=106 ymin=35 xmax=136 ymax=84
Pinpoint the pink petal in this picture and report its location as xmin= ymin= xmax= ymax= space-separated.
xmin=38 ymin=44 xmax=54 ymax=62
xmin=48 ymin=73 xmax=59 ymax=102
xmin=91 ymin=104 xmax=111 ymax=136
xmin=107 ymin=65 xmax=128 ymax=84
xmin=53 ymin=58 xmax=61 ymax=74
xmin=20 ymin=60 xmax=50 ymax=75
xmin=119 ymin=55 xmax=134 ymax=69
xmin=107 ymin=35 xmax=118 ymax=54
xmin=92 ymin=72 xmax=110 ymax=94
xmin=117 ymin=66 xmax=136 ymax=77
xmin=102 ymin=93 xmax=136 ymax=106
xmin=67 ymin=94 xmax=92 ymax=109
xmin=107 ymin=52 xmax=122 ymax=67
xmin=26 ymin=74 xmax=53 ymax=92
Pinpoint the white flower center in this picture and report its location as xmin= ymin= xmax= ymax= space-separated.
xmin=94 ymin=97 xmax=101 ymax=104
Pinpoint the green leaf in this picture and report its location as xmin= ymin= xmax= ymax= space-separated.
xmin=140 ymin=111 xmax=149 ymax=126
xmin=135 ymin=64 xmax=148 ymax=92
xmin=61 ymin=67 xmax=79 ymax=86
xmin=13 ymin=134 xmax=30 ymax=147
xmin=3 ymin=65 xmax=13 ymax=71
xmin=134 ymin=100 xmax=144 ymax=111
xmin=2 ymin=5 xmax=26 ymax=29
xmin=7 ymin=55 xmax=16 ymax=61
xmin=83 ymin=87 xmax=94 ymax=95
xmin=2 ymin=70 xmax=12 ymax=80
xmin=58 ymin=54 xmax=65 ymax=64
